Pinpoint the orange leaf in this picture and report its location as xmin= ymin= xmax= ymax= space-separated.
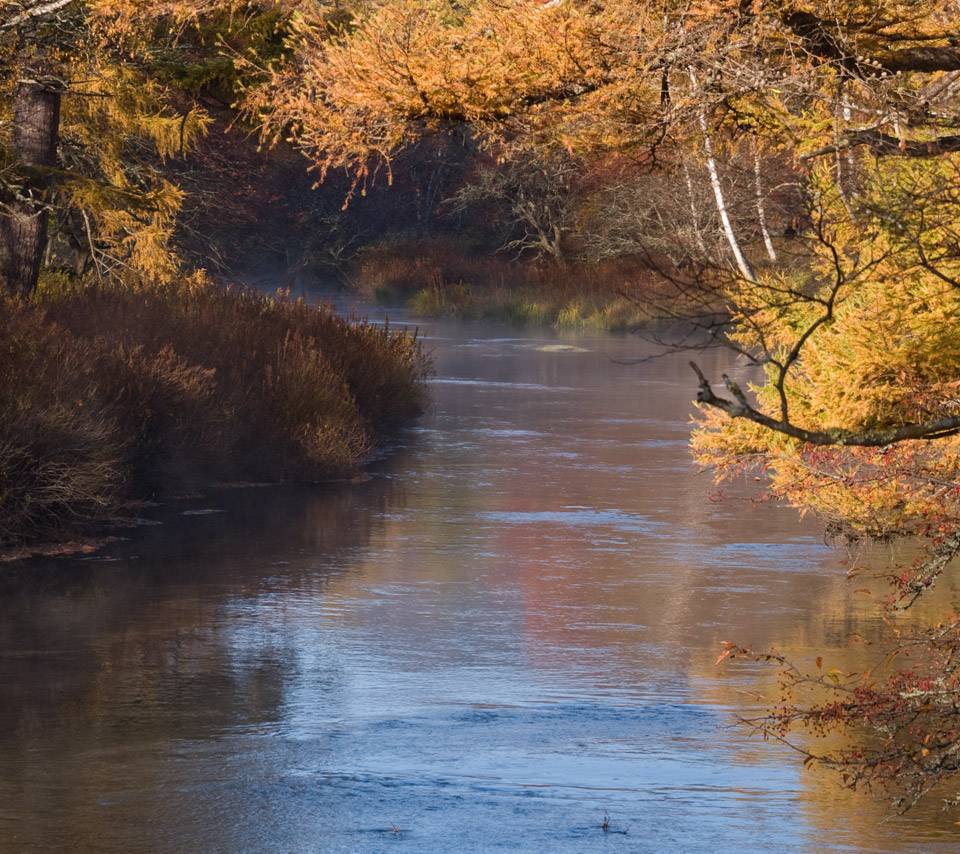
xmin=716 ymin=641 xmax=736 ymax=664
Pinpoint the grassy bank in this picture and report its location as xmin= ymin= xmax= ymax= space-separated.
xmin=347 ymin=239 xmax=672 ymax=330
xmin=0 ymin=275 xmax=430 ymax=548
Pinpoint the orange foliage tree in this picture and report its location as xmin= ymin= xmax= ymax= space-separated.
xmin=0 ymin=0 xmax=310 ymax=295
xmin=7 ymin=0 xmax=960 ymax=810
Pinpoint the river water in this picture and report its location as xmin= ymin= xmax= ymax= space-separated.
xmin=2 ymin=316 xmax=959 ymax=853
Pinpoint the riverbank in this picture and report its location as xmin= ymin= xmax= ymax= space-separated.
xmin=0 ymin=274 xmax=430 ymax=551
xmin=345 ymin=238 xmax=680 ymax=330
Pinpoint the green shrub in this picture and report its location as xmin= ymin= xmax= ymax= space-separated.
xmin=500 ymin=292 xmax=549 ymax=325
xmin=347 ymin=238 xmax=661 ymax=329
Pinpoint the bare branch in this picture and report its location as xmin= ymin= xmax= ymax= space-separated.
xmin=691 ymin=362 xmax=960 ymax=447
xmin=801 ymin=130 xmax=960 ymax=161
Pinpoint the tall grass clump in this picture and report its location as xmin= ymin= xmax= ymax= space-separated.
xmin=0 ymin=275 xmax=430 ymax=547
xmin=0 ymin=302 xmax=126 ymax=544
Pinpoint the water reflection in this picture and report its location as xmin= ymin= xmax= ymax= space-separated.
xmin=0 ymin=321 xmax=955 ymax=853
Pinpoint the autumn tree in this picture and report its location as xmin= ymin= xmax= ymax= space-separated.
xmin=245 ymin=0 xmax=960 ymax=449
xmin=1 ymin=1 xmax=76 ymax=296
xmin=0 ymin=0 xmax=312 ymax=297
xmin=9 ymin=0 xmax=960 ymax=811
xmin=685 ymin=1 xmax=960 ymax=542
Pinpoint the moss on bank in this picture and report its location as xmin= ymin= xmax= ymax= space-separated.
xmin=0 ymin=274 xmax=431 ymax=548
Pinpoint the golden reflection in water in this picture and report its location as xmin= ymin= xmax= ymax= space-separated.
xmin=690 ymin=537 xmax=960 ymax=847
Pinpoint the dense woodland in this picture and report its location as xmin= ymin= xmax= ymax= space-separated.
xmin=5 ymin=0 xmax=960 ymax=817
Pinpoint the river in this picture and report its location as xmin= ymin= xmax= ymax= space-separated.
xmin=1 ymin=314 xmax=958 ymax=852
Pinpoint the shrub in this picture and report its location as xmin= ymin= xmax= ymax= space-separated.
xmin=346 ymin=237 xmax=662 ymax=329
xmin=0 ymin=276 xmax=430 ymax=547
xmin=0 ymin=303 xmax=126 ymax=544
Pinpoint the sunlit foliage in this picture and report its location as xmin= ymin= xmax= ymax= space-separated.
xmin=0 ymin=0 xmax=308 ymax=291
xmin=7 ymin=0 xmax=960 ymax=811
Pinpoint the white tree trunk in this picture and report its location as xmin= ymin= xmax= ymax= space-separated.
xmin=833 ymin=82 xmax=856 ymax=219
xmin=690 ymin=70 xmax=756 ymax=281
xmin=754 ymin=139 xmax=777 ymax=263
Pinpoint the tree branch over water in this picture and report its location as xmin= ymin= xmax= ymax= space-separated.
xmin=690 ymin=362 xmax=960 ymax=447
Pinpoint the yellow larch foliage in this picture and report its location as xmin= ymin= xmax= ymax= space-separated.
xmin=693 ymin=155 xmax=960 ymax=537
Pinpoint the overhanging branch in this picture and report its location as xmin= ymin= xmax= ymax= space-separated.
xmin=691 ymin=362 xmax=960 ymax=446
xmin=782 ymin=10 xmax=960 ymax=75
xmin=801 ymin=130 xmax=960 ymax=161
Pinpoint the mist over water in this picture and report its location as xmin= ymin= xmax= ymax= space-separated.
xmin=1 ymin=315 xmax=956 ymax=853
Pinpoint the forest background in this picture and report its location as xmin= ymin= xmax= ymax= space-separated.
xmin=5 ymin=0 xmax=960 ymax=820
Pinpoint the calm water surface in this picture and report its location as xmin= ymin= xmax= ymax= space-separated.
xmin=2 ymin=316 xmax=959 ymax=853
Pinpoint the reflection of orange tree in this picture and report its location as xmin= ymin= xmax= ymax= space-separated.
xmin=702 ymin=447 xmax=960 ymax=814
xmin=720 ymin=615 xmax=960 ymax=814
xmin=692 ymin=600 xmax=960 ymax=844
xmin=697 ymin=290 xmax=960 ymax=812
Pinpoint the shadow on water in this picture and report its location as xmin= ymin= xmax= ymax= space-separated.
xmin=0 ymin=476 xmax=409 ymax=828
xmin=1 ymin=318 xmax=958 ymax=853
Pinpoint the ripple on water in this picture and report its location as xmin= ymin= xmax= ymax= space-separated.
xmin=0 ymin=325 xmax=947 ymax=854
xmin=477 ymin=508 xmax=671 ymax=538
xmin=131 ymin=698 xmax=820 ymax=854
xmin=429 ymin=377 xmax=587 ymax=393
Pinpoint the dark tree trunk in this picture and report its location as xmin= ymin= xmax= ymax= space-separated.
xmin=0 ymin=79 xmax=62 ymax=299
